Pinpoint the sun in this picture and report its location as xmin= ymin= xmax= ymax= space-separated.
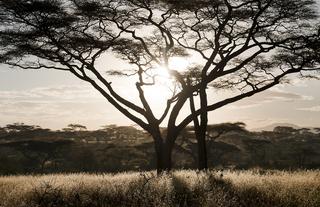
xmin=144 ymin=57 xmax=189 ymax=103
xmin=168 ymin=57 xmax=189 ymax=72
xmin=149 ymin=56 xmax=190 ymax=81
xmin=153 ymin=65 xmax=171 ymax=80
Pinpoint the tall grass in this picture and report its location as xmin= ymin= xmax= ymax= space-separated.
xmin=0 ymin=170 xmax=319 ymax=207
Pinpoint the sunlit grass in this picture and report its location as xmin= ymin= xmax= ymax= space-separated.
xmin=0 ymin=170 xmax=319 ymax=207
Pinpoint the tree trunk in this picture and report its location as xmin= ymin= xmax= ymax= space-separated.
xmin=196 ymin=86 xmax=208 ymax=170
xmin=188 ymin=79 xmax=208 ymax=171
xmin=154 ymin=135 xmax=174 ymax=174
xmin=196 ymin=128 xmax=208 ymax=170
xmin=162 ymin=142 xmax=173 ymax=172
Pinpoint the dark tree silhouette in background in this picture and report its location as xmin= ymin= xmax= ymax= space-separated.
xmin=62 ymin=124 xmax=87 ymax=132
xmin=1 ymin=140 xmax=73 ymax=172
xmin=1 ymin=0 xmax=320 ymax=173
xmin=4 ymin=123 xmax=41 ymax=133
xmin=175 ymin=122 xmax=248 ymax=166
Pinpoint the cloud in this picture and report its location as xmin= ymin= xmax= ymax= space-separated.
xmin=225 ymin=103 xmax=260 ymax=110
xmin=0 ymin=85 xmax=110 ymax=129
xmin=0 ymin=85 xmax=103 ymax=101
xmin=0 ymin=100 xmax=121 ymax=129
xmin=256 ymin=88 xmax=313 ymax=102
xmin=297 ymin=105 xmax=320 ymax=112
xmin=0 ymin=85 xmax=141 ymax=129
xmin=226 ymin=88 xmax=314 ymax=110
xmin=276 ymin=78 xmax=309 ymax=88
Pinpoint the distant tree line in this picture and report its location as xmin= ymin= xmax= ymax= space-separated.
xmin=0 ymin=122 xmax=319 ymax=175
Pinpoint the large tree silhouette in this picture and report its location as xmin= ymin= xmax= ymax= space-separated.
xmin=162 ymin=0 xmax=320 ymax=170
xmin=1 ymin=0 xmax=320 ymax=173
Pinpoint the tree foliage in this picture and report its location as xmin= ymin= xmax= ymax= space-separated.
xmin=62 ymin=124 xmax=87 ymax=132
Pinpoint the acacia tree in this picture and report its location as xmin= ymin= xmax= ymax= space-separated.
xmin=1 ymin=0 xmax=320 ymax=173
xmin=174 ymin=122 xmax=248 ymax=166
xmin=158 ymin=0 xmax=320 ymax=169
xmin=62 ymin=124 xmax=87 ymax=132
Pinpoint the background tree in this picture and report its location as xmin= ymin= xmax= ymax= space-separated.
xmin=0 ymin=126 xmax=7 ymax=137
xmin=1 ymin=0 xmax=320 ymax=173
xmin=273 ymin=126 xmax=299 ymax=135
xmin=207 ymin=123 xmax=247 ymax=141
xmin=4 ymin=123 xmax=41 ymax=133
xmin=69 ymin=124 xmax=87 ymax=132
xmin=0 ymin=123 xmax=50 ymax=141
xmin=0 ymin=140 xmax=73 ymax=172
xmin=175 ymin=122 xmax=247 ymax=168
xmin=62 ymin=124 xmax=87 ymax=132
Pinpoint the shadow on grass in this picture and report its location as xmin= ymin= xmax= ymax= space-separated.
xmin=236 ymin=186 xmax=286 ymax=207
xmin=171 ymin=172 xmax=242 ymax=207
xmin=22 ymin=172 xmax=308 ymax=207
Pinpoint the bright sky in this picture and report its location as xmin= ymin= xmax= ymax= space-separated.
xmin=1 ymin=55 xmax=320 ymax=131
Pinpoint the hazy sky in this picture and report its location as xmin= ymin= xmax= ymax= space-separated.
xmin=1 ymin=57 xmax=320 ymax=130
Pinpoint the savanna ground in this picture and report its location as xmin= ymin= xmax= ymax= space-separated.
xmin=0 ymin=170 xmax=319 ymax=207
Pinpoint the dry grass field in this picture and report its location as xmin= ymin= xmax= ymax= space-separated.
xmin=0 ymin=170 xmax=319 ymax=207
